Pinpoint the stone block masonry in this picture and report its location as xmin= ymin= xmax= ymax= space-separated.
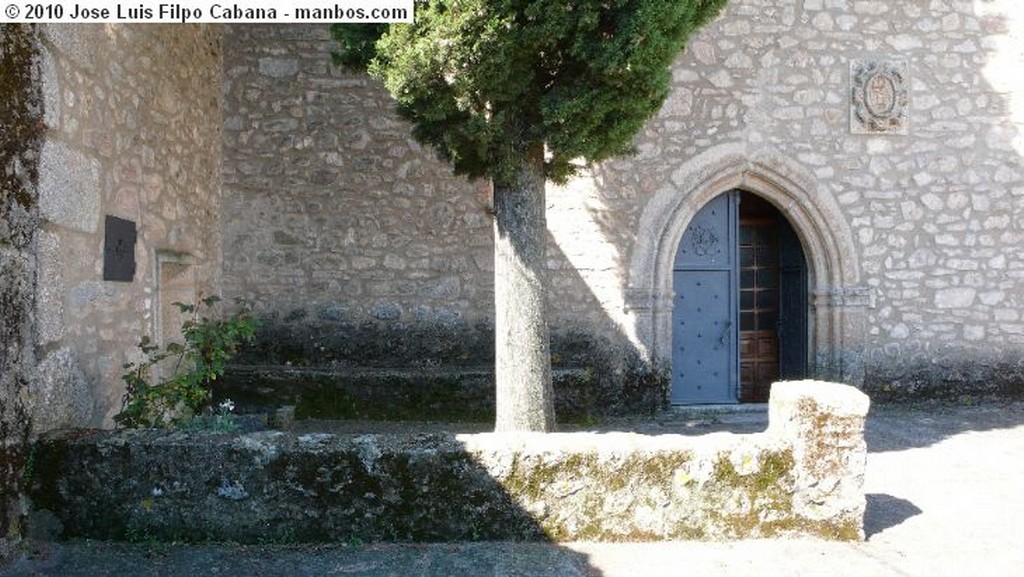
xmin=567 ymin=0 xmax=1024 ymax=396
xmin=29 ymin=381 xmax=869 ymax=543
xmin=218 ymin=24 xmax=664 ymax=412
xmin=221 ymin=24 xmax=493 ymax=330
xmin=33 ymin=24 xmax=223 ymax=427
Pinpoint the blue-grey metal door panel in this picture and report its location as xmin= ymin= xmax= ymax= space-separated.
xmin=672 ymin=270 xmax=735 ymax=403
xmin=675 ymin=194 xmax=733 ymax=270
xmin=671 ymin=192 xmax=739 ymax=404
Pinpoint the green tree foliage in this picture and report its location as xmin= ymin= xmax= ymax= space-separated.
xmin=333 ymin=0 xmax=727 ymax=186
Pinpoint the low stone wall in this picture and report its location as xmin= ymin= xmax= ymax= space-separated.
xmin=29 ymin=381 xmax=869 ymax=543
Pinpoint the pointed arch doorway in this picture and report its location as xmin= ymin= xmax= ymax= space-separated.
xmin=671 ymin=190 xmax=808 ymax=404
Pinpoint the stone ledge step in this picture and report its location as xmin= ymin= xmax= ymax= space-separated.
xmin=215 ymin=364 xmax=600 ymax=423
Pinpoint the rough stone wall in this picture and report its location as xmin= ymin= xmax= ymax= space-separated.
xmin=552 ymin=0 xmax=1024 ymax=397
xmin=1 ymin=23 xmax=43 ymax=560
xmin=33 ymin=25 xmax=223 ymax=427
xmin=687 ymin=1 xmax=1015 ymax=394
xmin=222 ymin=1 xmax=1024 ymax=400
xmin=221 ymin=25 xmax=494 ymax=365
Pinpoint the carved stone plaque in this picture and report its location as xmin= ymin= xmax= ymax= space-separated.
xmin=850 ymin=59 xmax=909 ymax=135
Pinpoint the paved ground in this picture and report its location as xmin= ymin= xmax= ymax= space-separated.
xmin=4 ymin=400 xmax=1024 ymax=576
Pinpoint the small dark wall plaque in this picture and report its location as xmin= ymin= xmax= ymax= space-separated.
xmin=103 ymin=215 xmax=137 ymax=282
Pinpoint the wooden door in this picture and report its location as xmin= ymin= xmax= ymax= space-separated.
xmin=739 ymin=223 xmax=780 ymax=402
xmin=778 ymin=222 xmax=808 ymax=381
xmin=737 ymin=193 xmax=809 ymax=402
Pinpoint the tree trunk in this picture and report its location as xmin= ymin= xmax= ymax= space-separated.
xmin=492 ymin=152 xmax=555 ymax=432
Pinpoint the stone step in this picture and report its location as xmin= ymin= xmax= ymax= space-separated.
xmin=214 ymin=364 xmax=603 ymax=423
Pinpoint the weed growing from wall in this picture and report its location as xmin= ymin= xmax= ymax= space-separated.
xmin=115 ymin=296 xmax=259 ymax=428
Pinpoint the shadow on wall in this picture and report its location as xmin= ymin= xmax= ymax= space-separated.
xmin=545 ymin=230 xmax=669 ymax=417
xmin=220 ymin=229 xmax=667 ymax=423
xmin=217 ymin=24 xmax=666 ymax=421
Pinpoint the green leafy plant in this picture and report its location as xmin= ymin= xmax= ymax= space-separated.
xmin=115 ymin=296 xmax=259 ymax=429
xmin=178 ymin=399 xmax=241 ymax=433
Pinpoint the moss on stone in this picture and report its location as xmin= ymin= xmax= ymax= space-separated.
xmin=1 ymin=24 xmax=43 ymax=215
xmin=705 ymin=449 xmax=798 ymax=538
xmin=502 ymin=446 xmax=835 ymax=541
xmin=291 ymin=373 xmax=494 ymax=423
xmin=1 ymin=23 xmax=42 ymax=555
xmin=701 ymin=448 xmax=862 ymax=541
xmin=758 ymin=516 xmax=862 ymax=541
xmin=752 ymin=450 xmax=795 ymax=493
xmin=641 ymin=451 xmax=694 ymax=482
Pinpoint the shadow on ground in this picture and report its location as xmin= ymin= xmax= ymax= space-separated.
xmin=290 ymin=404 xmax=772 ymax=438
xmin=3 ymin=540 xmax=605 ymax=577
xmin=865 ymin=399 xmax=1024 ymax=453
xmin=862 ymin=493 xmax=923 ymax=539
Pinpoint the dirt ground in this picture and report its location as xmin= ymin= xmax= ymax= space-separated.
xmin=4 ymin=399 xmax=1024 ymax=577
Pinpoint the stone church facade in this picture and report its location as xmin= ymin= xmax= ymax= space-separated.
xmin=5 ymin=0 xmax=1024 ymax=434
xmin=4 ymin=0 xmax=1024 ymax=550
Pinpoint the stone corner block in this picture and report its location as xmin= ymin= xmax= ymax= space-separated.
xmin=38 ymin=140 xmax=101 ymax=233
xmin=767 ymin=380 xmax=871 ymax=540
